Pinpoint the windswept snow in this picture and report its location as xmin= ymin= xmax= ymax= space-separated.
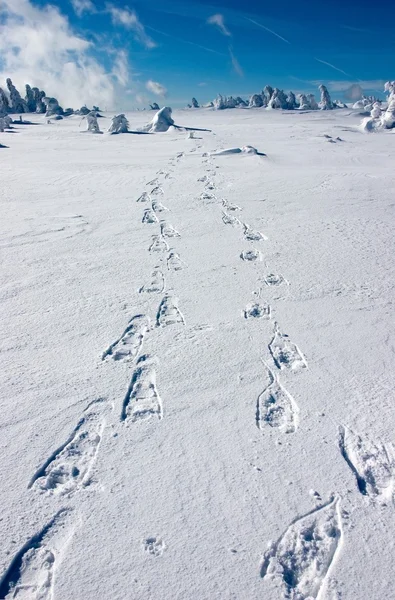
xmin=1 ymin=107 xmax=395 ymax=600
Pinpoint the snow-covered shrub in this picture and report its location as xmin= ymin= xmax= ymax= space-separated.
xmin=319 ymin=85 xmax=334 ymax=110
xmin=6 ymin=78 xmax=27 ymax=113
xmin=192 ymin=97 xmax=199 ymax=108
xmin=150 ymin=102 xmax=160 ymax=110
xmin=108 ymin=114 xmax=130 ymax=134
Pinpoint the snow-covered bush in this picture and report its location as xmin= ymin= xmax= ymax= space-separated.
xmin=6 ymin=78 xmax=27 ymax=113
xmin=319 ymin=85 xmax=334 ymax=110
xmin=108 ymin=114 xmax=130 ymax=134
xmin=192 ymin=97 xmax=199 ymax=108
xmin=150 ymin=102 xmax=160 ymax=110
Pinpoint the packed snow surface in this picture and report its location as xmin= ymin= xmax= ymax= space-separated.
xmin=1 ymin=108 xmax=395 ymax=600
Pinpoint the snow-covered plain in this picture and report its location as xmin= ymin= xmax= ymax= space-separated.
xmin=1 ymin=108 xmax=395 ymax=599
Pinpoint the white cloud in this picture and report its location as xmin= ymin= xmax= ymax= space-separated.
xmin=146 ymin=79 xmax=167 ymax=97
xmin=0 ymin=0 xmax=128 ymax=109
xmin=229 ymin=48 xmax=243 ymax=77
xmin=198 ymin=82 xmax=207 ymax=87
xmin=107 ymin=5 xmax=156 ymax=49
xmin=70 ymin=0 xmax=96 ymax=17
xmin=207 ymin=14 xmax=231 ymax=37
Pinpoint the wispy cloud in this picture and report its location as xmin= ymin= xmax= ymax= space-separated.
xmin=245 ymin=17 xmax=290 ymax=44
xmin=146 ymin=79 xmax=167 ymax=96
xmin=341 ymin=24 xmax=370 ymax=33
xmin=198 ymin=82 xmax=207 ymax=87
xmin=146 ymin=25 xmax=227 ymax=56
xmin=107 ymin=5 xmax=156 ymax=49
xmin=207 ymin=13 xmax=231 ymax=37
xmin=70 ymin=0 xmax=96 ymax=17
xmin=314 ymin=57 xmax=350 ymax=77
xmin=229 ymin=47 xmax=243 ymax=77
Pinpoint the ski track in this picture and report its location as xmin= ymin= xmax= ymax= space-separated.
xmin=261 ymin=497 xmax=343 ymax=599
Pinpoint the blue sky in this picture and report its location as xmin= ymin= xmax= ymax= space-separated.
xmin=1 ymin=0 xmax=394 ymax=108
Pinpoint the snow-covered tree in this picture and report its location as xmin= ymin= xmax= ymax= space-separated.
xmin=6 ymin=78 xmax=27 ymax=113
xmin=85 ymin=111 xmax=101 ymax=133
xmin=297 ymin=94 xmax=310 ymax=110
xmin=382 ymin=82 xmax=395 ymax=128
xmin=307 ymin=94 xmax=319 ymax=110
xmin=213 ymin=94 xmax=226 ymax=110
xmin=145 ymin=106 xmax=175 ymax=132
xmin=32 ymin=88 xmax=46 ymax=113
xmin=0 ymin=87 xmax=9 ymax=114
xmin=287 ymin=91 xmax=298 ymax=109
xmin=2 ymin=115 xmax=12 ymax=128
xmin=150 ymin=102 xmax=160 ymax=110
xmin=249 ymin=94 xmax=264 ymax=107
xmin=318 ymin=84 xmax=334 ymax=110
xmin=192 ymin=97 xmax=199 ymax=108
xmin=0 ymin=118 xmax=4 ymax=132
xmin=235 ymin=96 xmax=247 ymax=107
xmin=263 ymin=85 xmax=274 ymax=103
xmin=25 ymin=84 xmax=36 ymax=112
xmin=108 ymin=114 xmax=130 ymax=134
xmin=268 ymin=88 xmax=288 ymax=109
xmin=43 ymin=96 xmax=63 ymax=116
